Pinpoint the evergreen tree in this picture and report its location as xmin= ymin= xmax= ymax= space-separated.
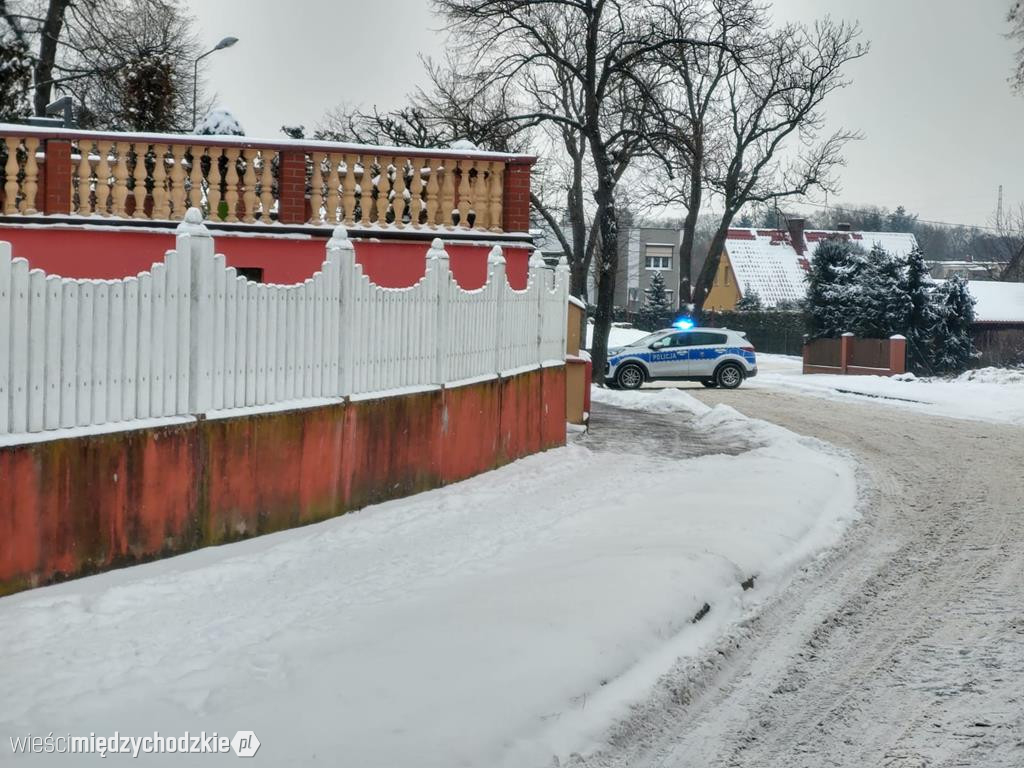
xmin=926 ymin=276 xmax=976 ymax=373
xmin=857 ymin=244 xmax=910 ymax=338
xmin=903 ymin=245 xmax=933 ymax=371
xmin=805 ymin=237 xmax=863 ymax=338
xmin=636 ymin=272 xmax=673 ymax=331
xmin=0 ymin=26 xmax=32 ymax=123
xmin=735 ymin=290 xmax=764 ymax=311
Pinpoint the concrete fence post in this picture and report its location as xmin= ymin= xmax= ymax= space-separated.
xmin=180 ymin=208 xmax=209 ymax=413
xmin=840 ymin=332 xmax=854 ymax=375
xmin=490 ymin=246 xmax=506 ymax=373
xmin=556 ymin=255 xmax=571 ymax=359
xmin=889 ymin=334 xmax=907 ymax=375
xmin=428 ymin=238 xmax=451 ymax=385
xmin=328 ymin=225 xmax=357 ymax=396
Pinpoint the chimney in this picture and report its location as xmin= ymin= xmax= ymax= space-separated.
xmin=787 ymin=217 xmax=806 ymax=255
xmin=837 ymin=222 xmax=852 ymax=232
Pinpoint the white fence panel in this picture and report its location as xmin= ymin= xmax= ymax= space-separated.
xmin=123 ymin=277 xmax=139 ymax=421
xmin=0 ymin=213 xmax=568 ymax=438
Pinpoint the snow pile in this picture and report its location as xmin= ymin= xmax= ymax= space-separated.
xmin=953 ymin=366 xmax=1024 ymax=385
xmin=194 ymin=106 xmax=244 ymax=136
xmin=448 ymin=138 xmax=479 ymax=151
xmin=0 ymin=391 xmax=857 ymax=768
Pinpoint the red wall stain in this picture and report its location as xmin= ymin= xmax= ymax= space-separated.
xmin=0 ymin=368 xmax=566 ymax=596
xmin=0 ymin=226 xmax=531 ymax=289
xmin=441 ymin=380 xmax=502 ymax=483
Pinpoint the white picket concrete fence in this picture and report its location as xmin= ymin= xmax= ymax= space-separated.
xmin=0 ymin=209 xmax=569 ymax=438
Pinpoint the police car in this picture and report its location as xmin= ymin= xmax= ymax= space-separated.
xmin=605 ymin=327 xmax=757 ymax=390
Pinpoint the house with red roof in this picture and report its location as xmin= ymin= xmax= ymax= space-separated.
xmin=704 ymin=218 xmax=919 ymax=310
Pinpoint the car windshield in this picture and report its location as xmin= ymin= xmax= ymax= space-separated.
xmin=626 ymin=331 xmax=671 ymax=348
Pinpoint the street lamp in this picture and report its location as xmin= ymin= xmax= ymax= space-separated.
xmin=192 ymin=36 xmax=239 ymax=130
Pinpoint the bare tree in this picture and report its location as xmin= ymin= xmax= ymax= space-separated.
xmin=689 ymin=17 xmax=866 ymax=315
xmin=641 ymin=0 xmax=763 ymax=306
xmin=1010 ymin=1 xmax=1024 ymax=92
xmin=431 ymin=0 xmax=711 ymax=382
xmin=4 ymin=0 xmax=203 ymax=130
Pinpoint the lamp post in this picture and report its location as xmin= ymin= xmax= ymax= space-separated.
xmin=192 ymin=36 xmax=239 ymax=130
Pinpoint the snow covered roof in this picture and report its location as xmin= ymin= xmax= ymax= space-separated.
xmin=966 ymin=280 xmax=1024 ymax=324
xmin=723 ymin=228 xmax=919 ymax=308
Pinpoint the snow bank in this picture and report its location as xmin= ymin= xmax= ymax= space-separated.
xmin=753 ymin=353 xmax=1024 ymax=426
xmin=585 ymin=323 xmax=650 ymax=350
xmin=0 ymin=389 xmax=857 ymax=768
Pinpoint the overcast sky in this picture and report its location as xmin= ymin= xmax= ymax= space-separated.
xmin=187 ymin=0 xmax=1024 ymax=229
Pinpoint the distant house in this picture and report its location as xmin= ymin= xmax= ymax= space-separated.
xmin=703 ymin=219 xmax=919 ymax=310
xmin=966 ymin=280 xmax=1024 ymax=366
xmin=614 ymin=227 xmax=684 ymax=313
xmin=929 ymin=260 xmax=1008 ymax=281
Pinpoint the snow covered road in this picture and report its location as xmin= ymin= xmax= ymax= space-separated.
xmin=0 ymin=392 xmax=856 ymax=767
xmin=584 ymin=388 xmax=1024 ymax=768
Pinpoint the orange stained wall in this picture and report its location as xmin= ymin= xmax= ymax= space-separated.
xmin=0 ymin=366 xmax=567 ymax=596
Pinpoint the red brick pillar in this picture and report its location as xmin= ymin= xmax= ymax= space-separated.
xmin=840 ymin=332 xmax=854 ymax=375
xmin=501 ymin=159 xmax=533 ymax=233
xmin=277 ymin=150 xmax=307 ymax=224
xmin=888 ymin=334 xmax=907 ymax=375
xmin=43 ymin=139 xmax=72 ymax=214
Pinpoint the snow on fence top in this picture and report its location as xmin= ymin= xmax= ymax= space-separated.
xmin=0 ymin=209 xmax=569 ymax=440
xmin=0 ymin=123 xmax=535 ymax=235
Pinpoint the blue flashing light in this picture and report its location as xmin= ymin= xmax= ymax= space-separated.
xmin=672 ymin=316 xmax=695 ymax=331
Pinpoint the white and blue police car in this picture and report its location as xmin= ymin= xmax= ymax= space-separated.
xmin=605 ymin=326 xmax=757 ymax=390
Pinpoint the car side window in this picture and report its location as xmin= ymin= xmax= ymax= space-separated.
xmin=670 ymin=333 xmax=696 ymax=347
xmin=695 ymin=332 xmax=728 ymax=346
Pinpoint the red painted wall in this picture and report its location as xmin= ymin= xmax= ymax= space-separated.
xmin=0 ymin=226 xmax=531 ymax=290
xmin=0 ymin=366 xmax=566 ymax=595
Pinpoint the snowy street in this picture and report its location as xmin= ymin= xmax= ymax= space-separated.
xmin=0 ymin=389 xmax=855 ymax=767
xmin=586 ymin=386 xmax=1024 ymax=768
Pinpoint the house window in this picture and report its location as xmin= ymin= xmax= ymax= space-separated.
xmin=665 ymin=289 xmax=674 ymax=304
xmin=644 ymin=244 xmax=673 ymax=271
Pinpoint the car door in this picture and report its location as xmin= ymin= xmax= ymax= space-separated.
xmin=686 ymin=331 xmax=730 ymax=377
xmin=647 ymin=332 xmax=692 ymax=377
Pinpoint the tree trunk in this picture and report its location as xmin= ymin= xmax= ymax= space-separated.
xmin=33 ymin=0 xmax=71 ymax=116
xmin=677 ymin=167 xmax=703 ymax=310
xmin=589 ymin=178 xmax=619 ymax=384
xmin=691 ymin=223 xmax=731 ymax=319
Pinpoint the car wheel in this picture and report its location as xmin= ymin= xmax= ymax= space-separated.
xmin=615 ymin=363 xmax=645 ymax=390
xmin=700 ymin=379 xmax=718 ymax=388
xmin=715 ymin=363 xmax=744 ymax=389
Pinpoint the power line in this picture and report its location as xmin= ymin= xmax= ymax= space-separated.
xmin=794 ymin=199 xmax=1012 ymax=235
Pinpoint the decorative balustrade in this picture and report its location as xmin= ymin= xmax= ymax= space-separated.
xmin=0 ymin=209 xmax=568 ymax=438
xmin=0 ymin=126 xmax=533 ymax=235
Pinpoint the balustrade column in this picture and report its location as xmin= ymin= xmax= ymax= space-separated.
xmin=21 ymin=138 xmax=39 ymax=214
xmin=132 ymin=144 xmax=148 ymax=219
xmin=3 ymin=138 xmax=19 ymax=214
xmin=152 ymin=144 xmax=170 ymax=219
xmin=95 ymin=141 xmax=113 ymax=215
xmin=78 ymin=142 xmax=94 ymax=215
xmin=111 ymin=144 xmax=129 ymax=217
xmin=224 ymin=147 xmax=240 ymax=222
xmin=259 ymin=150 xmax=274 ymax=222
xmin=169 ymin=145 xmax=187 ymax=219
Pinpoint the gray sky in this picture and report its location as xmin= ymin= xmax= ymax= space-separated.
xmin=187 ymin=0 xmax=1024 ymax=228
